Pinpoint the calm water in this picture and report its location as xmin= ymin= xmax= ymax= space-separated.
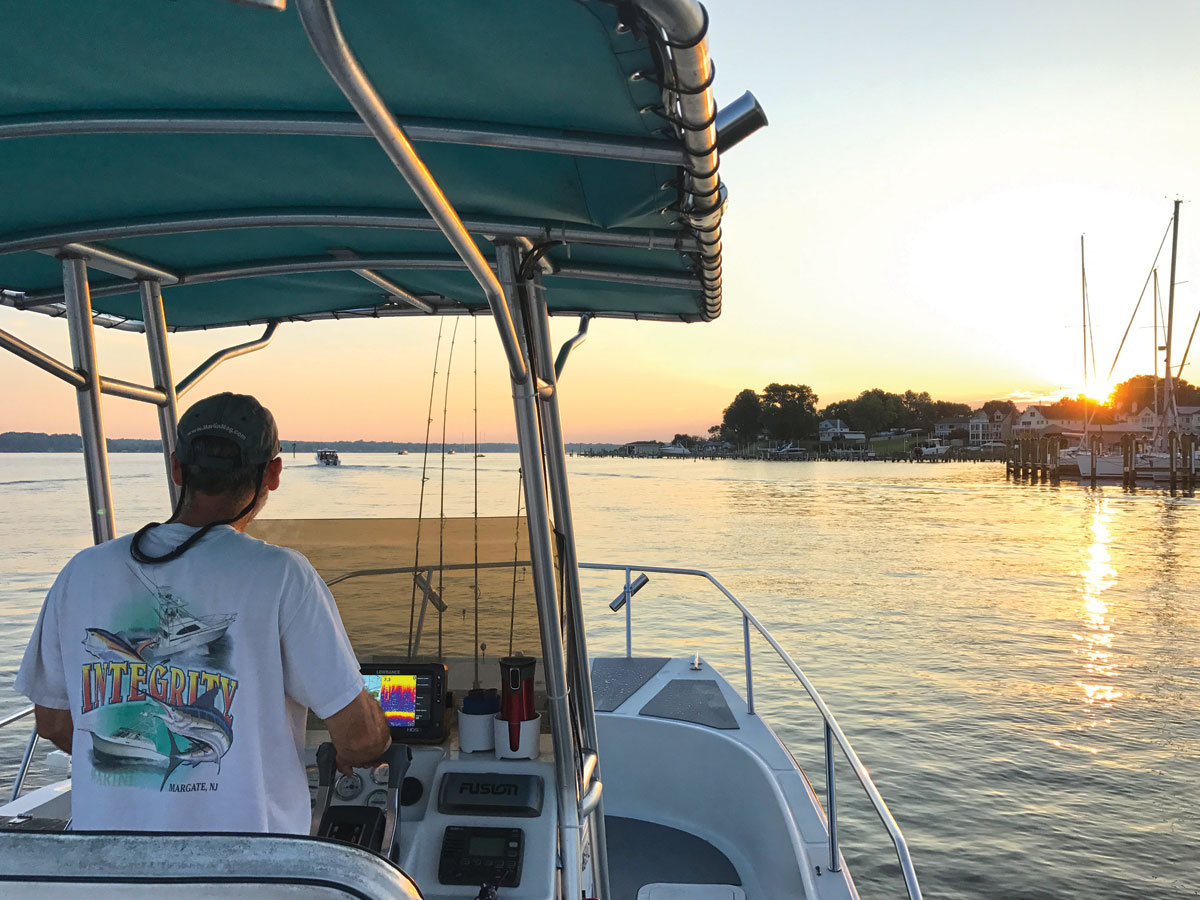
xmin=1 ymin=452 xmax=1198 ymax=899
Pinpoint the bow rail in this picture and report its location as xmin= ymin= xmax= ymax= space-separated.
xmin=580 ymin=561 xmax=923 ymax=900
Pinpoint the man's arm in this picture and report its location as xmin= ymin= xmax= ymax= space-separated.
xmin=34 ymin=706 xmax=72 ymax=754
xmin=323 ymin=689 xmax=391 ymax=776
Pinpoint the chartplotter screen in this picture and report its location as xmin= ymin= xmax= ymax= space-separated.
xmin=364 ymin=673 xmax=418 ymax=726
xmin=360 ymin=663 xmax=447 ymax=741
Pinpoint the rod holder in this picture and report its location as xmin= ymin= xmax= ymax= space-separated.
xmin=610 ymin=573 xmax=649 ymax=611
xmin=715 ymin=91 xmax=768 ymax=153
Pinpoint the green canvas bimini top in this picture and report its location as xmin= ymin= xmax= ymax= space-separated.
xmin=0 ymin=0 xmax=735 ymax=330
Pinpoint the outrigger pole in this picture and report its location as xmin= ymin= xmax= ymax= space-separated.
xmin=293 ymin=2 xmax=584 ymax=895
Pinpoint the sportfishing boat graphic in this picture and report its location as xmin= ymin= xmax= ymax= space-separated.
xmin=128 ymin=566 xmax=236 ymax=660
xmin=150 ymin=592 xmax=235 ymax=658
xmin=85 ymin=721 xmax=166 ymax=764
xmin=152 ymin=686 xmax=234 ymax=790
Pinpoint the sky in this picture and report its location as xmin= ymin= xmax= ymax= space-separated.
xmin=2 ymin=0 xmax=1200 ymax=443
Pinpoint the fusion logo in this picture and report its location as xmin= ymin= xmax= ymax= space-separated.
xmin=459 ymin=782 xmax=519 ymax=796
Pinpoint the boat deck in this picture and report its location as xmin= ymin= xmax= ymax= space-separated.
xmin=606 ymin=815 xmax=741 ymax=900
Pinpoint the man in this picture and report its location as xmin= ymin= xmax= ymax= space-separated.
xmin=15 ymin=392 xmax=390 ymax=833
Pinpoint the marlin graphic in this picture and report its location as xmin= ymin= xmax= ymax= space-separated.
xmin=82 ymin=628 xmax=156 ymax=663
xmin=151 ymin=685 xmax=233 ymax=790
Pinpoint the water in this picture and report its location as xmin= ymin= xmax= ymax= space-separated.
xmin=2 ymin=452 xmax=1198 ymax=899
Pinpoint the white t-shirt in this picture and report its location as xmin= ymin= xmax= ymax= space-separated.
xmin=14 ymin=523 xmax=363 ymax=834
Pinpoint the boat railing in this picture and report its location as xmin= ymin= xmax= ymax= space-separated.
xmin=0 ymin=704 xmax=38 ymax=803
xmin=580 ymin=561 xmax=923 ymax=900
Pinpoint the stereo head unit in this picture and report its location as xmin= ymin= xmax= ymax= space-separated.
xmin=360 ymin=662 xmax=448 ymax=743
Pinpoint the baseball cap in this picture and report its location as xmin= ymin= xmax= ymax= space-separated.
xmin=175 ymin=393 xmax=280 ymax=469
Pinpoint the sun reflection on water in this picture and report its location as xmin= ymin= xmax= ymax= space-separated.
xmin=1073 ymin=499 xmax=1122 ymax=718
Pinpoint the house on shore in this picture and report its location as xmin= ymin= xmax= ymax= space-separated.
xmin=818 ymin=419 xmax=865 ymax=443
xmin=1114 ymin=405 xmax=1160 ymax=431
xmin=620 ymin=440 xmax=662 ymax=457
xmin=969 ymin=409 xmax=1017 ymax=445
xmin=1112 ymin=403 xmax=1200 ymax=434
xmin=1014 ymin=406 xmax=1086 ymax=436
xmin=934 ymin=417 xmax=971 ymax=438
xmin=1179 ymin=406 xmax=1200 ymax=433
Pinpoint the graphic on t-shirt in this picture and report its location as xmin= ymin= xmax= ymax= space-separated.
xmin=78 ymin=566 xmax=239 ymax=791
xmin=82 ymin=628 xmax=157 ymax=663
xmin=153 ymin=685 xmax=235 ymax=789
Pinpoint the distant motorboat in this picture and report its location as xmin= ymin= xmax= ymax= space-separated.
xmin=660 ymin=443 xmax=692 ymax=457
xmin=315 ymin=449 xmax=340 ymax=466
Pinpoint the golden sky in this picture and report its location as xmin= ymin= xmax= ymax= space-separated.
xmin=2 ymin=1 xmax=1199 ymax=443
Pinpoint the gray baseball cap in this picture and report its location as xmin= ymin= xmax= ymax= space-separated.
xmin=175 ymin=393 xmax=280 ymax=469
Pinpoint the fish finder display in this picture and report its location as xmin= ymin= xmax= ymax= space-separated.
xmin=360 ymin=663 xmax=447 ymax=742
xmin=363 ymin=674 xmax=418 ymax=726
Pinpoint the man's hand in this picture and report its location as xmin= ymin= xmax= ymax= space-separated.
xmin=34 ymin=706 xmax=72 ymax=754
xmin=323 ymin=689 xmax=391 ymax=776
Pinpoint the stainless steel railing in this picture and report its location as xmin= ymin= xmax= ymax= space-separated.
xmin=580 ymin=562 xmax=923 ymax=900
xmin=0 ymin=705 xmax=38 ymax=803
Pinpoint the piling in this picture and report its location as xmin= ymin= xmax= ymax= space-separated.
xmin=1121 ymin=434 xmax=1136 ymax=488
xmin=1089 ymin=436 xmax=1099 ymax=489
xmin=1184 ymin=434 xmax=1197 ymax=492
xmin=1169 ymin=431 xmax=1179 ymax=494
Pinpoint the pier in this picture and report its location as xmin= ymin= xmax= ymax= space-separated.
xmin=1005 ymin=436 xmax=1064 ymax=483
xmin=1005 ymin=433 xmax=1198 ymax=493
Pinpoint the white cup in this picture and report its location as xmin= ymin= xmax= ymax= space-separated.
xmin=457 ymin=710 xmax=496 ymax=753
xmin=493 ymin=713 xmax=540 ymax=760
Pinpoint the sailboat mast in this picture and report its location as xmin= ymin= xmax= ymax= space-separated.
xmin=1081 ymin=234 xmax=1088 ymax=395
xmin=1153 ymin=269 xmax=1159 ymax=422
xmin=1164 ymin=199 xmax=1181 ymax=431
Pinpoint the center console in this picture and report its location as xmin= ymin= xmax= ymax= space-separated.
xmin=307 ymin=661 xmax=557 ymax=899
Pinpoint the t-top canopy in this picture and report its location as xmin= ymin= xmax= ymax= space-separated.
xmin=0 ymin=0 xmax=748 ymax=330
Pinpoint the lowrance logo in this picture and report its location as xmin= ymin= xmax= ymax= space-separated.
xmin=459 ymin=782 xmax=519 ymax=796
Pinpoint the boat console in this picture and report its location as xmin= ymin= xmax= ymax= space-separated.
xmin=307 ymin=661 xmax=557 ymax=899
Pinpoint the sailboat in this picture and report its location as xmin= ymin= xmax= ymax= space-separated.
xmin=1076 ymin=201 xmax=1199 ymax=480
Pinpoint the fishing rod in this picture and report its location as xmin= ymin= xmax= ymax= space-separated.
xmin=436 ymin=318 xmax=461 ymax=660
xmin=406 ymin=321 xmax=444 ymax=659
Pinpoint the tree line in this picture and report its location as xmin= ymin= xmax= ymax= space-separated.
xmin=706 ymin=374 xmax=1200 ymax=448
xmin=710 ymin=385 xmax=1009 ymax=446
